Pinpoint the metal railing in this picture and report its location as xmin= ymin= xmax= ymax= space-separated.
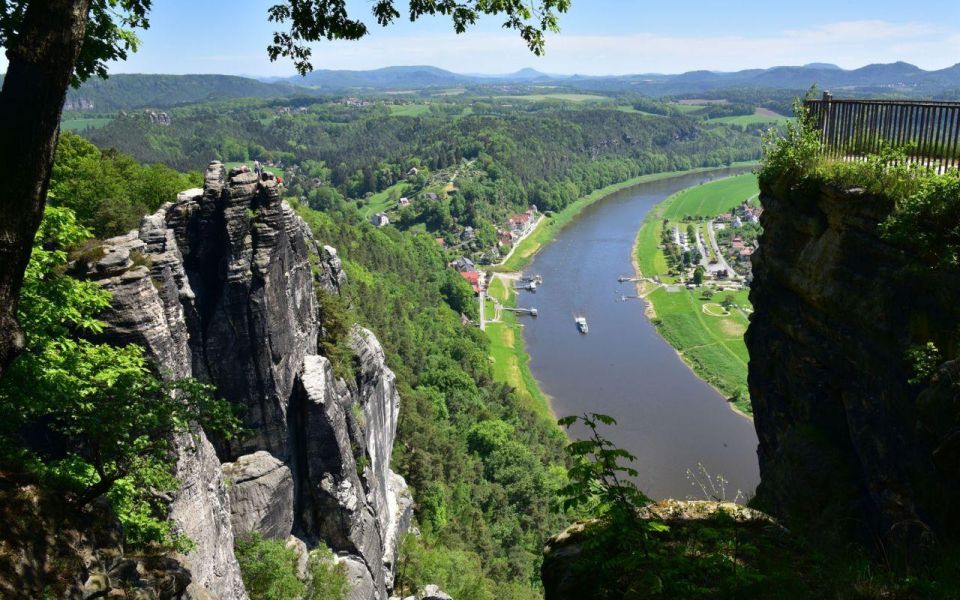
xmin=805 ymin=92 xmax=960 ymax=170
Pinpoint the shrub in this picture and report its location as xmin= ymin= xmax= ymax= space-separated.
xmin=235 ymin=533 xmax=305 ymax=600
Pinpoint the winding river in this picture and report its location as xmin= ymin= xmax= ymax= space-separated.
xmin=517 ymin=167 xmax=760 ymax=501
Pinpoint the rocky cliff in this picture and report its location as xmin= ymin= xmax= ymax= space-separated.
xmin=83 ymin=162 xmax=411 ymax=599
xmin=747 ymin=179 xmax=960 ymax=550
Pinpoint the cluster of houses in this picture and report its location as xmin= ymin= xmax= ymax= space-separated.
xmin=339 ymin=97 xmax=374 ymax=108
xmin=276 ymin=106 xmax=309 ymax=115
xmin=714 ymin=200 xmax=761 ymax=229
xmin=497 ymin=207 xmax=538 ymax=249
xmin=450 ymin=256 xmax=481 ymax=294
xmin=711 ymin=200 xmax=761 ymax=278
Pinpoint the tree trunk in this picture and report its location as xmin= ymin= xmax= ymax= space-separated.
xmin=0 ymin=0 xmax=91 ymax=376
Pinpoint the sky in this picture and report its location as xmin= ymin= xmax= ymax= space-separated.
xmin=7 ymin=0 xmax=960 ymax=76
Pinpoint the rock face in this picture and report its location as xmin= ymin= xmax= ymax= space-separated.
xmin=222 ymin=451 xmax=295 ymax=540
xmin=541 ymin=500 xmax=780 ymax=600
xmin=747 ymin=180 xmax=960 ymax=548
xmin=86 ymin=162 xmax=409 ymax=599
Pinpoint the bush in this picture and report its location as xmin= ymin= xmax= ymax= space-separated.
xmin=235 ymin=533 xmax=349 ymax=600
xmin=306 ymin=545 xmax=350 ymax=600
xmin=235 ymin=533 xmax=305 ymax=600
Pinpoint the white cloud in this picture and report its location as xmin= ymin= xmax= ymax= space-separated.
xmin=3 ymin=19 xmax=956 ymax=77
xmin=276 ymin=19 xmax=960 ymax=75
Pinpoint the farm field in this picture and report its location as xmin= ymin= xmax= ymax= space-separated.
xmin=494 ymin=93 xmax=610 ymax=103
xmin=663 ymin=173 xmax=758 ymax=219
xmin=634 ymin=174 xmax=758 ymax=414
xmin=708 ymin=108 xmax=792 ymax=125
xmin=61 ymin=117 xmax=114 ymax=132
xmin=388 ymin=103 xmax=431 ymax=117
xmin=360 ymin=181 xmax=410 ymax=218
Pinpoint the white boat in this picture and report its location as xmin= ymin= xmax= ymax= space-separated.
xmin=575 ymin=317 xmax=589 ymax=334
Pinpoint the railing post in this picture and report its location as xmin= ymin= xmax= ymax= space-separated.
xmin=821 ymin=91 xmax=833 ymax=154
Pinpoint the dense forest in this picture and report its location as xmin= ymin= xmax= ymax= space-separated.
xmin=13 ymin=124 xmax=576 ymax=598
xmin=82 ymin=96 xmax=764 ymax=260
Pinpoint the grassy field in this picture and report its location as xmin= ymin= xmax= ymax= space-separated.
xmin=360 ymin=181 xmax=409 ymax=219
xmin=634 ymin=174 xmax=759 ymax=415
xmin=670 ymin=103 xmax=706 ymax=114
xmin=61 ymin=117 xmax=113 ymax=132
xmin=485 ymin=276 xmax=553 ymax=423
xmin=496 ymin=162 xmax=758 ymax=273
xmin=708 ymin=109 xmax=792 ymax=126
xmin=663 ymin=173 xmax=758 ymax=220
xmin=495 ymin=93 xmax=610 ymax=103
xmin=388 ymin=104 xmax=431 ymax=117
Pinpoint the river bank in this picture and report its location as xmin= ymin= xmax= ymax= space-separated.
xmin=485 ymin=164 xmax=759 ymax=426
xmin=632 ymin=174 xmax=758 ymax=415
xmin=493 ymin=162 xmax=759 ymax=273
xmin=513 ymin=166 xmax=760 ymax=499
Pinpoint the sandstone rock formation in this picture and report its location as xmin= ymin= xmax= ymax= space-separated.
xmin=748 ymin=180 xmax=960 ymax=549
xmin=84 ymin=162 xmax=409 ymax=598
xmin=541 ymin=500 xmax=780 ymax=600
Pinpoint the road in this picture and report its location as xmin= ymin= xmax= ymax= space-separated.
xmin=706 ymin=221 xmax=738 ymax=279
xmin=694 ymin=227 xmax=709 ymax=267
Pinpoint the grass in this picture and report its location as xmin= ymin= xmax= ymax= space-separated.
xmin=495 ymin=162 xmax=759 ymax=273
xmin=708 ymin=109 xmax=792 ymax=126
xmin=360 ymin=181 xmax=409 ymax=219
xmin=634 ymin=174 xmax=759 ymax=414
xmin=663 ymin=173 xmax=758 ymax=220
xmin=670 ymin=104 xmax=706 ymax=114
xmin=388 ymin=104 xmax=431 ymax=117
xmin=61 ymin=117 xmax=113 ymax=132
xmin=485 ymin=276 xmax=553 ymax=423
xmin=494 ymin=93 xmax=611 ymax=103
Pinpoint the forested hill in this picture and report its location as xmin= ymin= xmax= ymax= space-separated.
xmin=84 ymin=98 xmax=762 ymax=232
xmin=26 ymin=60 xmax=959 ymax=113
xmin=59 ymin=74 xmax=319 ymax=110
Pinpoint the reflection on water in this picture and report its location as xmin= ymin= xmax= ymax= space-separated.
xmin=519 ymin=168 xmax=760 ymax=501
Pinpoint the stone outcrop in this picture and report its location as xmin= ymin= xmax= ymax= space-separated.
xmin=222 ymin=451 xmax=294 ymax=540
xmin=747 ymin=179 xmax=960 ymax=548
xmin=83 ymin=161 xmax=409 ymax=599
xmin=541 ymin=500 xmax=781 ymax=600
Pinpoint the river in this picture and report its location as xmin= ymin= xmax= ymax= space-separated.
xmin=517 ymin=167 xmax=760 ymax=501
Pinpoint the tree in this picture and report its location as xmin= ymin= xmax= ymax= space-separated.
xmin=693 ymin=265 xmax=706 ymax=285
xmin=0 ymin=0 xmax=571 ymax=378
xmin=0 ymin=206 xmax=240 ymax=542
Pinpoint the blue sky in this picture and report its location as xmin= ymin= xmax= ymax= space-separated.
xmin=23 ymin=0 xmax=960 ymax=75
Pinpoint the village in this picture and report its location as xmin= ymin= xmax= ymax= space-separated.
xmin=657 ymin=196 xmax=762 ymax=293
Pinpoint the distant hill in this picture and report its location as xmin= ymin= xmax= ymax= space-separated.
xmin=285 ymin=65 xmax=470 ymax=89
xmin=274 ymin=62 xmax=960 ymax=96
xmin=36 ymin=61 xmax=960 ymax=111
xmin=61 ymin=74 xmax=317 ymax=111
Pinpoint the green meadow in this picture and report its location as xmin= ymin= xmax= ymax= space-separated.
xmin=388 ymin=104 xmax=431 ymax=117
xmin=707 ymin=109 xmax=792 ymax=126
xmin=663 ymin=173 xmax=758 ymax=219
xmin=635 ymin=174 xmax=758 ymax=414
xmin=61 ymin=117 xmax=114 ymax=132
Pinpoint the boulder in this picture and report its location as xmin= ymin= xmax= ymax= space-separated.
xmin=222 ymin=451 xmax=294 ymax=540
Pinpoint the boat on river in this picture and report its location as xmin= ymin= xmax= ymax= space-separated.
xmin=575 ymin=316 xmax=589 ymax=334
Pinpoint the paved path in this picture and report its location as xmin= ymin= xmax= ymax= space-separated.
xmin=694 ymin=227 xmax=709 ymax=267
xmin=706 ymin=221 xmax=738 ymax=279
xmin=492 ymin=215 xmax=545 ymax=268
